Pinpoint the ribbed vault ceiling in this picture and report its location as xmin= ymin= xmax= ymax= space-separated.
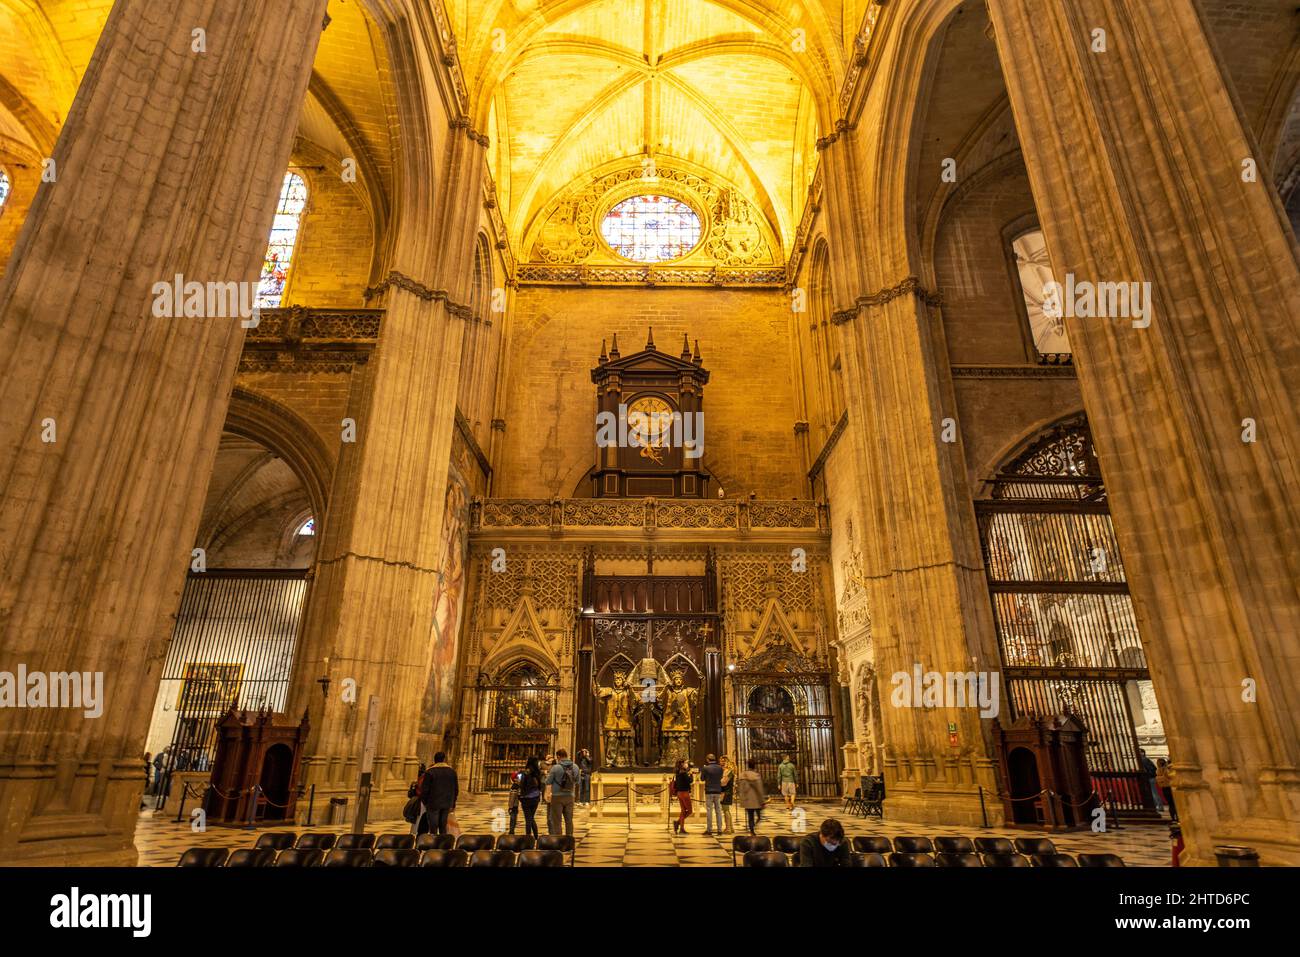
xmin=456 ymin=0 xmax=850 ymax=252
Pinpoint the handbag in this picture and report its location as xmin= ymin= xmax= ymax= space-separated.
xmin=402 ymin=794 xmax=422 ymax=824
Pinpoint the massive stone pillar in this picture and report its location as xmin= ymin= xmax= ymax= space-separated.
xmin=0 ymin=0 xmax=327 ymax=864
xmin=286 ymin=122 xmax=484 ymax=819
xmin=820 ymin=122 xmax=1005 ymax=825
xmin=988 ymin=0 xmax=1300 ymax=864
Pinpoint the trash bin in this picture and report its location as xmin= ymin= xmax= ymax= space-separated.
xmin=1214 ymin=845 xmax=1259 ymax=867
xmin=328 ymin=797 xmax=348 ymax=826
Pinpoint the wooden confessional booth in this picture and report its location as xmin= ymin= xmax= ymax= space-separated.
xmin=207 ymin=707 xmax=310 ymax=824
xmin=993 ymin=714 xmax=1097 ymax=830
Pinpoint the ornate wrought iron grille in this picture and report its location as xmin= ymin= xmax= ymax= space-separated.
xmin=153 ymin=570 xmax=308 ymax=806
xmin=976 ymin=417 xmax=1162 ymax=812
xmin=468 ymin=663 xmax=558 ymax=793
xmin=728 ymin=643 xmax=838 ymax=798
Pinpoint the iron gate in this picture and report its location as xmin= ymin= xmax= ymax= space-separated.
xmin=152 ymin=569 xmax=308 ymax=806
xmin=729 ymin=646 xmax=839 ymax=798
xmin=467 ymin=663 xmax=559 ymax=793
xmin=975 ymin=417 xmax=1163 ymax=812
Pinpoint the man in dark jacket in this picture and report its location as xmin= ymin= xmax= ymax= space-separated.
xmin=700 ymin=755 xmax=725 ymax=835
xmin=420 ymin=752 xmax=459 ymax=836
xmin=799 ymin=818 xmax=851 ymax=866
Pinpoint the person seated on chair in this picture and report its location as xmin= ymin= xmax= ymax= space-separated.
xmin=798 ymin=818 xmax=851 ymax=867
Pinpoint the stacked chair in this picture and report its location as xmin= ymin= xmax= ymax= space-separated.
xmin=842 ymin=776 xmax=885 ymax=818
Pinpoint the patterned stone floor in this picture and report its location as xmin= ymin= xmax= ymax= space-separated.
xmin=135 ymin=794 xmax=1172 ymax=866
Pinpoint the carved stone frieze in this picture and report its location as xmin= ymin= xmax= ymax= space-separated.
xmin=515 ymin=263 xmax=787 ymax=287
xmin=474 ymin=497 xmax=824 ymax=532
xmin=238 ymin=306 xmax=381 ymax=373
xmin=527 ymin=163 xmax=780 ymax=269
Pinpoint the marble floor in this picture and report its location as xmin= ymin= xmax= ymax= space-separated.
xmin=135 ymin=794 xmax=1173 ymax=867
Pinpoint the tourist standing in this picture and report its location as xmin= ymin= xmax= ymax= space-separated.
xmin=737 ymin=758 xmax=766 ymax=835
xmin=1139 ymin=749 xmax=1164 ymax=812
xmin=152 ymin=747 xmax=170 ymax=806
xmin=719 ymin=755 xmax=736 ymax=833
xmin=540 ymin=752 xmax=554 ymax=812
xmin=798 ymin=818 xmax=851 ymax=866
xmin=671 ymin=758 xmax=695 ymax=834
xmin=420 ymin=751 xmax=459 ymax=836
xmin=700 ymin=754 xmax=724 ymax=836
xmin=406 ymin=762 xmax=427 ymax=834
xmin=777 ymin=754 xmax=797 ymax=809
xmin=1156 ymin=758 xmax=1177 ymax=821
xmin=546 ymin=748 xmax=578 ymax=836
xmin=518 ymin=756 xmax=544 ymax=839
xmin=507 ymin=769 xmax=521 ymax=834
xmin=577 ymin=748 xmax=593 ymax=806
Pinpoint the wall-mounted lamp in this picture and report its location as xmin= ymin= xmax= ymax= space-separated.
xmin=317 ymin=656 xmax=331 ymax=700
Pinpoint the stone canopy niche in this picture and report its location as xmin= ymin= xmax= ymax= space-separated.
xmin=591 ymin=330 xmax=710 ymax=498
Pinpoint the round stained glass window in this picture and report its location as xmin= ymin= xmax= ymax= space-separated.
xmin=601 ymin=194 xmax=702 ymax=263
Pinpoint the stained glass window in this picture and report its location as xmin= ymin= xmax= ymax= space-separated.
xmin=0 ymin=168 xmax=10 ymax=213
xmin=297 ymin=517 xmax=315 ymax=536
xmin=256 ymin=172 xmax=308 ymax=309
xmin=1012 ymin=229 xmax=1071 ymax=356
xmin=601 ymin=194 xmax=701 ymax=263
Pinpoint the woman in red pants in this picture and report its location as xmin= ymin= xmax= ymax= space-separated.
xmin=671 ymin=759 xmax=694 ymax=834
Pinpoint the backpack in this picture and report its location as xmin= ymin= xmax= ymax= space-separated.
xmin=559 ymin=762 xmax=578 ymax=792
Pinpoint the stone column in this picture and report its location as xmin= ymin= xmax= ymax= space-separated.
xmin=988 ymin=0 xmax=1300 ymax=864
xmin=820 ymin=135 xmax=1005 ymax=826
xmin=0 ymin=0 xmax=327 ymax=865
xmin=287 ymin=123 xmax=485 ymax=818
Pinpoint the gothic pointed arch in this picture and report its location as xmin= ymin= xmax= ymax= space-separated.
xmin=222 ymin=387 xmax=334 ymax=534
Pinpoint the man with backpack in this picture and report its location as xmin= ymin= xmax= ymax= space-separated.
xmin=545 ymin=748 xmax=579 ymax=837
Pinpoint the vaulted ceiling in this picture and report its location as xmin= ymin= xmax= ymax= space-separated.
xmin=6 ymin=0 xmax=1295 ymax=264
xmin=453 ymin=0 xmax=857 ymax=252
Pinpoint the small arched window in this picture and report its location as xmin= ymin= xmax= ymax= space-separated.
xmin=296 ymin=517 xmax=315 ymax=536
xmin=0 ymin=167 xmax=11 ymax=214
xmin=1012 ymin=229 xmax=1071 ymax=357
xmin=256 ymin=172 xmax=308 ymax=309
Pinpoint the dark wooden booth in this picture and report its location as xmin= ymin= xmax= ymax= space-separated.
xmin=207 ymin=707 xmax=310 ymax=824
xmin=993 ymin=714 xmax=1097 ymax=830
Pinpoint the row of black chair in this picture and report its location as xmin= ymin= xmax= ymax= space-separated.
xmin=248 ymin=831 xmax=574 ymax=857
xmin=732 ymin=834 xmax=1124 ymax=867
xmin=178 ymin=846 xmax=566 ymax=868
xmin=179 ymin=832 xmax=577 ymax=868
xmin=741 ymin=849 xmax=1116 ymax=867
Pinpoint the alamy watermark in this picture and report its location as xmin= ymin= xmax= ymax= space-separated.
xmin=890 ymin=663 xmax=1000 ymax=719
xmin=595 ymin=403 xmax=704 ymax=460
xmin=50 ymin=887 xmax=150 ymax=937
xmin=0 ymin=665 xmax=103 ymax=718
xmin=151 ymin=274 xmax=262 ymax=328
xmin=1042 ymin=273 xmax=1152 ymax=329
